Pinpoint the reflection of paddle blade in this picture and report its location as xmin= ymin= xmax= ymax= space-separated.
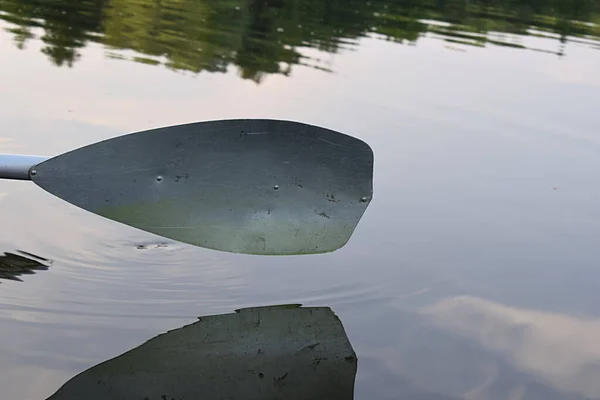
xmin=0 ymin=250 xmax=51 ymax=282
xmin=48 ymin=304 xmax=357 ymax=400
xmin=32 ymin=119 xmax=374 ymax=255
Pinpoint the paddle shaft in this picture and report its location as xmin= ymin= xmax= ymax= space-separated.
xmin=0 ymin=154 xmax=50 ymax=180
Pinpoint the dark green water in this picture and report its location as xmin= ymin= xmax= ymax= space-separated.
xmin=0 ymin=1 xmax=599 ymax=399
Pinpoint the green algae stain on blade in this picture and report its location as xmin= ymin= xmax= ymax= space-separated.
xmin=95 ymin=193 xmax=367 ymax=255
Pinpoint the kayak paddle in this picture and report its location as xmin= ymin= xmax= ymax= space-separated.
xmin=0 ymin=119 xmax=373 ymax=255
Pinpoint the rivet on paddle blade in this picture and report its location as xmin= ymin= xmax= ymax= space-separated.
xmin=156 ymin=175 xmax=163 ymax=182
xmin=30 ymin=169 xmax=37 ymax=176
xmin=273 ymin=184 xmax=280 ymax=190
xmin=360 ymin=196 xmax=369 ymax=202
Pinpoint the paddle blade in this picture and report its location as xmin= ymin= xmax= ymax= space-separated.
xmin=31 ymin=119 xmax=373 ymax=255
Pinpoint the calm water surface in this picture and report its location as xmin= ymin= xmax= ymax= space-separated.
xmin=1 ymin=1 xmax=600 ymax=399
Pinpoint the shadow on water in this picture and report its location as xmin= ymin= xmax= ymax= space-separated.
xmin=0 ymin=0 xmax=598 ymax=82
xmin=46 ymin=304 xmax=357 ymax=400
xmin=0 ymin=250 xmax=52 ymax=282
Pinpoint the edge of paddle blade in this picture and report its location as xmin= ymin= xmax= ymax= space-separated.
xmin=31 ymin=119 xmax=374 ymax=255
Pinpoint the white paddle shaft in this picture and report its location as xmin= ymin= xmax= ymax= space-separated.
xmin=0 ymin=154 xmax=50 ymax=180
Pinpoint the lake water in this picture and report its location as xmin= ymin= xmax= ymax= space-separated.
xmin=1 ymin=1 xmax=599 ymax=399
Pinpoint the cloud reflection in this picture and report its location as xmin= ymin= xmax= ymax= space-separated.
xmin=420 ymin=295 xmax=600 ymax=399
